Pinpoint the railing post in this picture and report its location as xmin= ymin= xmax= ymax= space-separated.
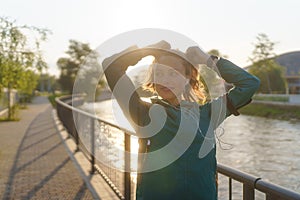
xmin=74 ymin=116 xmax=80 ymax=152
xmin=243 ymin=183 xmax=255 ymax=200
xmin=266 ymin=193 xmax=281 ymax=200
xmin=90 ymin=118 xmax=95 ymax=174
xmin=124 ymin=132 xmax=131 ymax=200
xmin=229 ymin=177 xmax=232 ymax=200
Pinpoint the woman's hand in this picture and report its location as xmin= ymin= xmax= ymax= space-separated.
xmin=186 ymin=46 xmax=210 ymax=66
xmin=102 ymin=40 xmax=172 ymax=69
xmin=146 ymin=40 xmax=171 ymax=50
xmin=102 ymin=45 xmax=143 ymax=69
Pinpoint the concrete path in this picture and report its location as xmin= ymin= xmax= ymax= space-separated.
xmin=0 ymin=96 xmax=97 ymax=199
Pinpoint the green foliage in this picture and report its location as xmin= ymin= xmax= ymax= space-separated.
xmin=48 ymin=93 xmax=65 ymax=108
xmin=36 ymin=73 xmax=59 ymax=93
xmin=1 ymin=104 xmax=20 ymax=121
xmin=57 ymin=40 xmax=103 ymax=99
xmin=199 ymin=65 xmax=224 ymax=101
xmin=19 ymin=70 xmax=39 ymax=104
xmin=252 ymin=95 xmax=289 ymax=102
xmin=239 ymin=103 xmax=300 ymax=121
xmin=249 ymin=59 xmax=287 ymax=93
xmin=248 ymin=33 xmax=287 ymax=94
xmin=199 ymin=49 xmax=229 ymax=101
xmin=57 ymin=40 xmax=94 ymax=93
xmin=207 ymin=49 xmax=228 ymax=58
xmin=0 ymin=16 xmax=50 ymax=120
xmin=249 ymin=33 xmax=275 ymax=62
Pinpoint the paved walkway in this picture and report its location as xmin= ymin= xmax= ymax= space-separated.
xmin=0 ymin=96 xmax=97 ymax=199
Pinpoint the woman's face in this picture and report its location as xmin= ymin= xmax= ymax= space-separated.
xmin=153 ymin=55 xmax=188 ymax=104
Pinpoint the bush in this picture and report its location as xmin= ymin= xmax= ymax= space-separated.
xmin=48 ymin=93 xmax=66 ymax=108
xmin=252 ymin=95 xmax=289 ymax=102
xmin=239 ymin=102 xmax=300 ymax=121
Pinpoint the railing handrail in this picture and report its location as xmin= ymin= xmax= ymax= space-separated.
xmin=55 ymin=94 xmax=136 ymax=134
xmin=55 ymin=94 xmax=300 ymax=200
xmin=217 ymin=164 xmax=300 ymax=200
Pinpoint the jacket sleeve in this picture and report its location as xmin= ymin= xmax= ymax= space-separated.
xmin=205 ymin=58 xmax=260 ymax=125
xmin=103 ymin=59 xmax=150 ymax=128
xmin=217 ymin=58 xmax=260 ymax=114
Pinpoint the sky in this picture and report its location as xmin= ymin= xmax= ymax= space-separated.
xmin=2 ymin=0 xmax=300 ymax=77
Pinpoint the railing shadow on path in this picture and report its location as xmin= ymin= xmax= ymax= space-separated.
xmin=2 ymin=102 xmax=96 ymax=199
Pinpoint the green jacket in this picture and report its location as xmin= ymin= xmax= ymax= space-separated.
xmin=104 ymin=57 xmax=260 ymax=200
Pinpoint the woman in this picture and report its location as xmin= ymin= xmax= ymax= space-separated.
xmin=102 ymin=41 xmax=260 ymax=199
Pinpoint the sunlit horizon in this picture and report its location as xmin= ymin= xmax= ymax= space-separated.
xmin=2 ymin=0 xmax=300 ymax=77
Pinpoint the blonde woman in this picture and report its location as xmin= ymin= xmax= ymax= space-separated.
xmin=103 ymin=41 xmax=260 ymax=200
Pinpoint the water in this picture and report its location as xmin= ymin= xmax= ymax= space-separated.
xmin=80 ymin=100 xmax=300 ymax=196
xmin=218 ymin=115 xmax=300 ymax=193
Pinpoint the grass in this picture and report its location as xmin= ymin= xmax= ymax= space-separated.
xmin=0 ymin=117 xmax=20 ymax=122
xmin=48 ymin=94 xmax=59 ymax=108
xmin=48 ymin=93 xmax=68 ymax=108
xmin=239 ymin=102 xmax=300 ymax=121
xmin=19 ymin=104 xmax=28 ymax=109
xmin=252 ymin=95 xmax=289 ymax=102
xmin=0 ymin=104 xmax=20 ymax=122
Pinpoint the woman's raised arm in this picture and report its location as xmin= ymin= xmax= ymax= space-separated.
xmin=102 ymin=46 xmax=150 ymax=127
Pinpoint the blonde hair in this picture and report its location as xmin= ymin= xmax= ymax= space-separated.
xmin=142 ymin=54 xmax=207 ymax=104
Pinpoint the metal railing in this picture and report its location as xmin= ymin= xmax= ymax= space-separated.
xmin=55 ymin=95 xmax=300 ymax=200
xmin=217 ymin=164 xmax=300 ymax=200
xmin=56 ymin=95 xmax=132 ymax=199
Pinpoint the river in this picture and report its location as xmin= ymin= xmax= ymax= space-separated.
xmin=217 ymin=114 xmax=300 ymax=193
xmin=80 ymin=100 xmax=300 ymax=196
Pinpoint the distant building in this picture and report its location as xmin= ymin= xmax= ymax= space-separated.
xmin=275 ymin=51 xmax=300 ymax=94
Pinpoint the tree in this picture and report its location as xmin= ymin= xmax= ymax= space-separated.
xmin=36 ymin=73 xmax=59 ymax=93
xmin=248 ymin=33 xmax=287 ymax=94
xmin=207 ymin=49 xmax=228 ymax=58
xmin=74 ymin=52 xmax=104 ymax=101
xmin=0 ymin=17 xmax=50 ymax=119
xmin=57 ymin=40 xmax=94 ymax=93
xmin=57 ymin=57 xmax=77 ymax=93
xmin=57 ymin=40 xmax=103 ymax=99
xmin=18 ymin=69 xmax=39 ymax=105
xmin=198 ymin=49 xmax=229 ymax=102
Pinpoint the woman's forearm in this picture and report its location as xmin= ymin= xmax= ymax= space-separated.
xmin=215 ymin=58 xmax=260 ymax=109
xmin=102 ymin=57 xmax=150 ymax=127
